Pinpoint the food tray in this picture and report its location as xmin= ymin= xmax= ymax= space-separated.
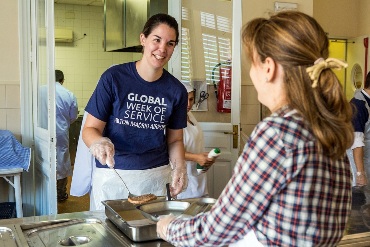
xmin=136 ymin=201 xmax=190 ymax=222
xmin=103 ymin=197 xmax=216 ymax=242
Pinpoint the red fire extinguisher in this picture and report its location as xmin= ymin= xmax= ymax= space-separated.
xmin=212 ymin=60 xmax=232 ymax=113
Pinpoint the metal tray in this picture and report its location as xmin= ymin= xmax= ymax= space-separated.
xmin=103 ymin=199 xmax=160 ymax=242
xmin=182 ymin=197 xmax=217 ymax=217
xmin=0 ymin=227 xmax=18 ymax=247
xmin=19 ymin=218 xmax=126 ymax=247
xmin=103 ymin=197 xmax=216 ymax=242
xmin=136 ymin=201 xmax=190 ymax=222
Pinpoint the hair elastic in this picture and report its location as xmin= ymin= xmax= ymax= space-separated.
xmin=306 ymin=58 xmax=348 ymax=88
xmin=314 ymin=58 xmax=325 ymax=65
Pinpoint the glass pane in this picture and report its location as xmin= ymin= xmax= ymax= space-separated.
xmin=37 ymin=0 xmax=49 ymax=129
xmin=181 ymin=0 xmax=232 ymax=123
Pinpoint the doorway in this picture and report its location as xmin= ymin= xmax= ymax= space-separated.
xmin=329 ymin=39 xmax=349 ymax=99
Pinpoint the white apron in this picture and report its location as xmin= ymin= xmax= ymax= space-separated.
xmin=346 ymin=90 xmax=370 ymax=186
xmin=70 ymin=111 xmax=95 ymax=196
xmin=90 ymin=165 xmax=171 ymax=210
xmin=177 ymin=112 xmax=208 ymax=199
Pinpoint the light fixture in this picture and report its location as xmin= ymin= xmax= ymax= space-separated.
xmin=274 ymin=2 xmax=298 ymax=12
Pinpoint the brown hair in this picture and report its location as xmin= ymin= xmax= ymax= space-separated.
xmin=142 ymin=13 xmax=179 ymax=44
xmin=55 ymin=70 xmax=64 ymax=83
xmin=242 ymin=11 xmax=353 ymax=160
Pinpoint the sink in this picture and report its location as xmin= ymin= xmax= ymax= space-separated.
xmin=19 ymin=218 xmax=127 ymax=247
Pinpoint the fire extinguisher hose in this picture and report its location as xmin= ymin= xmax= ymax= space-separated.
xmin=211 ymin=60 xmax=232 ymax=99
xmin=211 ymin=62 xmax=222 ymax=99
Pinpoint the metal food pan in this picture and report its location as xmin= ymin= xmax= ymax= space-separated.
xmin=102 ymin=199 xmax=161 ymax=242
xmin=181 ymin=197 xmax=217 ymax=204
xmin=181 ymin=197 xmax=217 ymax=218
xmin=136 ymin=201 xmax=191 ymax=222
xmin=103 ymin=197 xmax=215 ymax=242
xmin=0 ymin=227 xmax=18 ymax=247
xmin=19 ymin=218 xmax=126 ymax=247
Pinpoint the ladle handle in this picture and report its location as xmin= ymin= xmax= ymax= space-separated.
xmin=112 ymin=168 xmax=131 ymax=194
xmin=166 ymin=183 xmax=172 ymax=201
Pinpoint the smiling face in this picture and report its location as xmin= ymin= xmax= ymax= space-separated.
xmin=140 ymin=23 xmax=177 ymax=70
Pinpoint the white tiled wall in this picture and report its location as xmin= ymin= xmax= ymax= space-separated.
xmin=0 ymin=85 xmax=21 ymax=137
xmin=54 ymin=4 xmax=138 ymax=112
xmin=0 ymin=1 xmax=21 ymax=139
xmin=240 ymin=84 xmax=260 ymax=137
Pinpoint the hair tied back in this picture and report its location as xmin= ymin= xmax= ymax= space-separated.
xmin=306 ymin=58 xmax=348 ymax=88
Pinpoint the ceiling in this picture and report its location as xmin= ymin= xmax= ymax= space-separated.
xmin=54 ymin=0 xmax=103 ymax=7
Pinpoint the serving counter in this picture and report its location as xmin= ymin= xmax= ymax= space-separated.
xmin=0 ymin=197 xmax=218 ymax=247
xmin=1 ymin=196 xmax=365 ymax=247
xmin=0 ymin=210 xmax=172 ymax=247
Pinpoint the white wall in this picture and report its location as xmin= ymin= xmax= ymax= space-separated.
xmin=240 ymin=0 xmax=313 ymax=135
xmin=0 ymin=0 xmax=21 ymax=202
xmin=359 ymin=0 xmax=370 ymax=35
xmin=313 ymin=0 xmax=359 ymax=38
xmin=54 ymin=4 xmax=142 ymax=112
xmin=0 ymin=1 xmax=21 ymax=138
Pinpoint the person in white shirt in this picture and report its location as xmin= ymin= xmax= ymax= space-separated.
xmin=177 ymin=84 xmax=215 ymax=199
xmin=346 ymin=72 xmax=370 ymax=187
xmin=55 ymin=69 xmax=78 ymax=202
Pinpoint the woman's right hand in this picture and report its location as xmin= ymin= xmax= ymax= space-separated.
xmin=89 ymin=137 xmax=115 ymax=167
xmin=197 ymin=152 xmax=215 ymax=167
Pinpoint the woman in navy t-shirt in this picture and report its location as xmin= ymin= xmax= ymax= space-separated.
xmin=82 ymin=13 xmax=188 ymax=210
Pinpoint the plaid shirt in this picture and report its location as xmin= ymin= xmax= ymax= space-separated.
xmin=166 ymin=106 xmax=352 ymax=246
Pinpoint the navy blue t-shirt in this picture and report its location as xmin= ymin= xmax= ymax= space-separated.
xmin=85 ymin=62 xmax=187 ymax=170
xmin=351 ymin=91 xmax=370 ymax=132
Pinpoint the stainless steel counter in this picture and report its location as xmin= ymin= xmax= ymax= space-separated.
xmin=0 ymin=210 xmax=173 ymax=247
xmin=2 ymin=208 xmax=366 ymax=246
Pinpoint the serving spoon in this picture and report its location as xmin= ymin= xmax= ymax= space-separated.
xmin=112 ymin=167 xmax=157 ymax=204
xmin=112 ymin=167 xmax=136 ymax=198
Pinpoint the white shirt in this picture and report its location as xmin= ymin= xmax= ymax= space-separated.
xmin=177 ymin=112 xmax=208 ymax=199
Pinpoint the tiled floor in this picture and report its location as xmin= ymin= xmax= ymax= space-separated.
xmin=57 ymin=175 xmax=90 ymax=214
xmin=344 ymin=187 xmax=370 ymax=236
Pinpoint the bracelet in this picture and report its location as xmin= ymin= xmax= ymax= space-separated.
xmin=357 ymin=171 xmax=365 ymax=177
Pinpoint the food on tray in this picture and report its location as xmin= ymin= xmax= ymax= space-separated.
xmin=128 ymin=194 xmax=157 ymax=205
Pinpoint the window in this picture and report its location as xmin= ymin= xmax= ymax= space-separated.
xmin=180 ymin=8 xmax=231 ymax=85
xmin=180 ymin=7 xmax=192 ymax=84
xmin=181 ymin=27 xmax=192 ymax=84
